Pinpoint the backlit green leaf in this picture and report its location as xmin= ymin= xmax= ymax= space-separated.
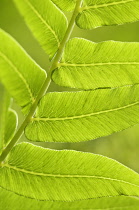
xmin=25 ymin=85 xmax=139 ymax=143
xmin=1 ymin=143 xmax=139 ymax=201
xmin=1 ymin=187 xmax=139 ymax=210
xmin=0 ymin=86 xmax=17 ymax=154
xmin=76 ymin=0 xmax=139 ymax=29
xmin=13 ymin=0 xmax=68 ymax=58
xmin=52 ymin=38 xmax=139 ymax=90
xmin=0 ymin=29 xmax=46 ymax=114
xmin=51 ymin=0 xmax=75 ymax=11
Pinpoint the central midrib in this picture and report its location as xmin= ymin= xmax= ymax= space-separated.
xmin=59 ymin=61 xmax=139 ymax=67
xmin=2 ymin=163 xmax=139 ymax=189
xmin=81 ymin=0 xmax=134 ymax=11
xmin=0 ymin=50 xmax=35 ymax=104
xmin=25 ymin=0 xmax=60 ymax=48
xmin=32 ymin=101 xmax=139 ymax=122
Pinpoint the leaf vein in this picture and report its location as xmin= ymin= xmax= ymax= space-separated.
xmin=0 ymin=50 xmax=35 ymax=104
xmin=32 ymin=101 xmax=139 ymax=121
xmin=59 ymin=62 xmax=139 ymax=67
xmin=25 ymin=0 xmax=60 ymax=48
xmin=2 ymin=163 xmax=139 ymax=189
xmin=81 ymin=0 xmax=135 ymax=11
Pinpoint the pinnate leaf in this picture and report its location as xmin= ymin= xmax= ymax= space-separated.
xmin=76 ymin=0 xmax=139 ymax=29
xmin=0 ymin=86 xmax=17 ymax=154
xmin=26 ymin=85 xmax=139 ymax=142
xmin=1 ymin=187 xmax=139 ymax=210
xmin=1 ymin=143 xmax=139 ymax=201
xmin=52 ymin=38 xmax=139 ymax=90
xmin=0 ymin=29 xmax=46 ymax=114
xmin=13 ymin=0 xmax=68 ymax=58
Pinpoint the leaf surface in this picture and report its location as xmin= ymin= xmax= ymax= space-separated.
xmin=52 ymin=38 xmax=139 ymax=90
xmin=0 ymin=29 xmax=46 ymax=114
xmin=51 ymin=0 xmax=75 ymax=11
xmin=1 ymin=188 xmax=139 ymax=210
xmin=76 ymin=0 xmax=139 ymax=29
xmin=13 ymin=0 xmax=68 ymax=58
xmin=0 ymin=86 xmax=17 ymax=154
xmin=1 ymin=143 xmax=139 ymax=201
xmin=26 ymin=85 xmax=139 ymax=142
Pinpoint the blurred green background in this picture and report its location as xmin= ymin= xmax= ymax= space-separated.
xmin=1 ymin=0 xmax=139 ymax=172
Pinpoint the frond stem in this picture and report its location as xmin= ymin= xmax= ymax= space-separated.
xmin=0 ymin=0 xmax=83 ymax=164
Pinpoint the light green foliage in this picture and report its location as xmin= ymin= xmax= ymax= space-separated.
xmin=0 ymin=29 xmax=46 ymax=114
xmin=76 ymin=0 xmax=139 ymax=29
xmin=1 ymin=188 xmax=139 ymax=210
xmin=1 ymin=143 xmax=139 ymax=201
xmin=0 ymin=87 xmax=17 ymax=154
xmin=4 ymin=110 xmax=17 ymax=146
xmin=52 ymin=38 xmax=139 ymax=89
xmin=26 ymin=85 xmax=139 ymax=142
xmin=51 ymin=0 xmax=75 ymax=11
xmin=0 ymin=0 xmax=139 ymax=208
xmin=13 ymin=0 xmax=68 ymax=58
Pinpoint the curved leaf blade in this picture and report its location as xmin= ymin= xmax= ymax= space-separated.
xmin=26 ymin=85 xmax=139 ymax=143
xmin=0 ymin=29 xmax=46 ymax=114
xmin=1 ymin=188 xmax=139 ymax=210
xmin=4 ymin=110 xmax=17 ymax=147
xmin=0 ymin=86 xmax=18 ymax=154
xmin=1 ymin=143 xmax=139 ymax=201
xmin=76 ymin=0 xmax=139 ymax=29
xmin=52 ymin=38 xmax=139 ymax=90
xmin=13 ymin=0 xmax=68 ymax=58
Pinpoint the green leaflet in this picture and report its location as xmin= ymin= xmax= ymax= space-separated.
xmin=1 ymin=143 xmax=139 ymax=201
xmin=76 ymin=0 xmax=139 ymax=29
xmin=26 ymin=85 xmax=139 ymax=143
xmin=51 ymin=0 xmax=75 ymax=11
xmin=0 ymin=29 xmax=46 ymax=114
xmin=52 ymin=38 xmax=139 ymax=90
xmin=13 ymin=0 xmax=68 ymax=58
xmin=0 ymin=86 xmax=18 ymax=154
xmin=1 ymin=188 xmax=139 ymax=210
